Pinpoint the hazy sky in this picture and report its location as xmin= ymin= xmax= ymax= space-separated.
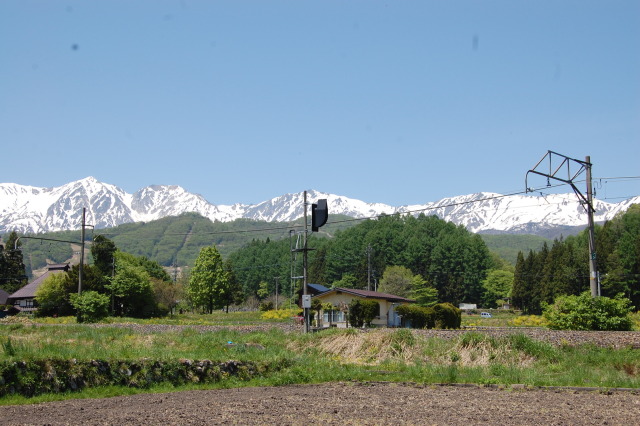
xmin=1 ymin=1 xmax=638 ymax=206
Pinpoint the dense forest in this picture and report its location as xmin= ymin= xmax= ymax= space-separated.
xmin=512 ymin=205 xmax=640 ymax=313
xmin=228 ymin=213 xmax=497 ymax=307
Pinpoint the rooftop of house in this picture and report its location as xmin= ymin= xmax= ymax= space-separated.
xmin=314 ymin=287 xmax=416 ymax=304
xmin=8 ymin=263 xmax=70 ymax=300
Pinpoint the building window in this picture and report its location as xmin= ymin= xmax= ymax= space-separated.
xmin=323 ymin=310 xmax=345 ymax=323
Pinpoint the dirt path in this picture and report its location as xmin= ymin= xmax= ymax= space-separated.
xmin=2 ymin=382 xmax=639 ymax=425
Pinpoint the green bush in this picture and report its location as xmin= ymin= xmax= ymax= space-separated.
xmin=348 ymin=299 xmax=379 ymax=327
xmin=259 ymin=301 xmax=274 ymax=311
xmin=395 ymin=304 xmax=435 ymax=329
xmin=70 ymin=291 xmax=110 ymax=323
xmin=543 ymin=292 xmax=634 ymax=331
xmin=433 ymin=303 xmax=462 ymax=329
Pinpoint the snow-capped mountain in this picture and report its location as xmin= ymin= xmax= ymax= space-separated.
xmin=0 ymin=177 xmax=638 ymax=236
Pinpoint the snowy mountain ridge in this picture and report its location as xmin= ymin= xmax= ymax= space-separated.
xmin=1 ymin=177 xmax=638 ymax=236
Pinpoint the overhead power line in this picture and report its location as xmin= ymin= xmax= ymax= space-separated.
xmin=64 ymin=178 xmax=638 ymax=241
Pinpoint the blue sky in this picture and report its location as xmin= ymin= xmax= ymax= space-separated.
xmin=1 ymin=1 xmax=638 ymax=206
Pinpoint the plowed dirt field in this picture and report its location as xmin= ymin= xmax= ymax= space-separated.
xmin=2 ymin=381 xmax=639 ymax=425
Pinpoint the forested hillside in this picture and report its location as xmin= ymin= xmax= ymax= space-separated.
xmin=7 ymin=213 xmax=356 ymax=275
xmin=480 ymin=234 xmax=550 ymax=265
xmin=511 ymin=204 xmax=640 ymax=313
xmin=228 ymin=214 xmax=495 ymax=307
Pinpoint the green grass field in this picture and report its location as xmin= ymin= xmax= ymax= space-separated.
xmin=2 ymin=311 xmax=639 ymax=405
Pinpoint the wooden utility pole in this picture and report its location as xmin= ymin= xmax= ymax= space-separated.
xmin=366 ymin=244 xmax=372 ymax=291
xmin=303 ymin=191 xmax=310 ymax=333
xmin=78 ymin=207 xmax=86 ymax=295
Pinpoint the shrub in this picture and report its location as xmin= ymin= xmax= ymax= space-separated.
xmin=259 ymin=301 xmax=274 ymax=311
xmin=509 ymin=315 xmax=548 ymax=327
xmin=348 ymin=299 xmax=379 ymax=327
xmin=261 ymin=308 xmax=300 ymax=320
xmin=70 ymin=291 xmax=110 ymax=323
xmin=395 ymin=304 xmax=435 ymax=329
xmin=433 ymin=303 xmax=462 ymax=329
xmin=543 ymin=292 xmax=634 ymax=331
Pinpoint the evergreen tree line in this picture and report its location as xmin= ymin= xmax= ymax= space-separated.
xmin=0 ymin=231 xmax=27 ymax=294
xmin=228 ymin=214 xmax=496 ymax=307
xmin=512 ymin=205 xmax=640 ymax=314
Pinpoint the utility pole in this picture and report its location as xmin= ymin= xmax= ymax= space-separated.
xmin=78 ymin=207 xmax=86 ymax=295
xmin=290 ymin=191 xmax=327 ymax=333
xmin=303 ymin=191 xmax=310 ymax=333
xmin=366 ymin=244 xmax=372 ymax=291
xmin=585 ymin=156 xmax=598 ymax=296
xmin=526 ymin=151 xmax=598 ymax=297
xmin=274 ymin=276 xmax=280 ymax=310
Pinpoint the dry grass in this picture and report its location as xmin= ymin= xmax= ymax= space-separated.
xmin=298 ymin=329 xmax=423 ymax=365
xmin=444 ymin=339 xmax=536 ymax=367
xmin=297 ymin=329 xmax=539 ymax=368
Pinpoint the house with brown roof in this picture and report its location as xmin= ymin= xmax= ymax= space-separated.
xmin=7 ymin=263 xmax=70 ymax=313
xmin=312 ymin=287 xmax=415 ymax=328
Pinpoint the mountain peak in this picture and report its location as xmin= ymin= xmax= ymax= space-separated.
xmin=0 ymin=178 xmax=637 ymax=236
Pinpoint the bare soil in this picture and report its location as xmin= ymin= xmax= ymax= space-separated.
xmin=1 ymin=382 xmax=639 ymax=425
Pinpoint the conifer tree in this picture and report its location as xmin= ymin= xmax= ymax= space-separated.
xmin=511 ymin=251 xmax=527 ymax=312
xmin=1 ymin=232 xmax=27 ymax=294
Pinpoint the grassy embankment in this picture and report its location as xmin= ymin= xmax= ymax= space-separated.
xmin=1 ymin=311 xmax=639 ymax=405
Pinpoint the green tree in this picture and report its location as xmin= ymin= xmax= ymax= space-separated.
xmin=482 ymin=269 xmax=514 ymax=308
xmin=412 ymin=281 xmax=438 ymax=307
xmin=1 ymin=232 xmax=27 ymax=294
xmin=511 ymin=250 xmax=542 ymax=314
xmin=223 ymin=260 xmax=245 ymax=311
xmin=91 ymin=235 xmax=117 ymax=277
xmin=152 ymin=278 xmax=183 ymax=316
xmin=70 ymin=291 xmax=110 ymax=323
xmin=332 ymin=273 xmax=358 ymax=289
xmin=115 ymin=251 xmax=171 ymax=282
xmin=107 ymin=253 xmax=156 ymax=318
xmin=378 ymin=265 xmax=415 ymax=298
xmin=257 ymin=281 xmax=270 ymax=300
xmin=187 ymin=246 xmax=229 ymax=314
xmin=34 ymin=272 xmax=72 ymax=317
xmin=63 ymin=264 xmax=105 ymax=295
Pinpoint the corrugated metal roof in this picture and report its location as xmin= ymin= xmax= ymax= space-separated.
xmin=307 ymin=283 xmax=330 ymax=293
